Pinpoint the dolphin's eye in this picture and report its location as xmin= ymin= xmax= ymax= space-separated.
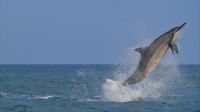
xmin=172 ymin=32 xmax=175 ymax=36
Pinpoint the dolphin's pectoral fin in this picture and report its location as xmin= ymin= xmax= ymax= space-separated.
xmin=169 ymin=43 xmax=179 ymax=54
xmin=169 ymin=43 xmax=174 ymax=54
xmin=135 ymin=47 xmax=148 ymax=55
xmin=172 ymin=44 xmax=179 ymax=54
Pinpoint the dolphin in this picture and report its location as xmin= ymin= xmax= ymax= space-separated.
xmin=122 ymin=23 xmax=186 ymax=86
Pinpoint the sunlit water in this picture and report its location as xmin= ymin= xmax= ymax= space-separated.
xmin=0 ymin=64 xmax=199 ymax=112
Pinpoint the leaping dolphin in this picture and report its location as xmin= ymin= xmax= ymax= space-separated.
xmin=122 ymin=23 xmax=186 ymax=86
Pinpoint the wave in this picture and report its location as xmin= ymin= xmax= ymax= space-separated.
xmin=0 ymin=92 xmax=60 ymax=100
xmin=30 ymin=95 xmax=59 ymax=100
xmin=0 ymin=92 xmax=103 ymax=102
xmin=0 ymin=92 xmax=8 ymax=96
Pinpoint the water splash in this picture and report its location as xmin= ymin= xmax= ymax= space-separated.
xmin=103 ymin=46 xmax=181 ymax=102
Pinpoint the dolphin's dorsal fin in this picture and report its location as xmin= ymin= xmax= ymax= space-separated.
xmin=135 ymin=47 xmax=148 ymax=55
xmin=169 ymin=43 xmax=179 ymax=54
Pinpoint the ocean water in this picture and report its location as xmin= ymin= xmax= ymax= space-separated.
xmin=0 ymin=64 xmax=199 ymax=112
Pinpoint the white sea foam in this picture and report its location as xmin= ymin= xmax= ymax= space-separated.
xmin=30 ymin=95 xmax=59 ymax=100
xmin=103 ymin=79 xmax=143 ymax=102
xmin=0 ymin=92 xmax=8 ymax=96
xmin=103 ymin=77 xmax=163 ymax=102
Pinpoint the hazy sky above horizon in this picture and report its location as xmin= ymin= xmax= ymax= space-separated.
xmin=0 ymin=0 xmax=200 ymax=64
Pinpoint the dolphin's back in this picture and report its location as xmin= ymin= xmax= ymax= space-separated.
xmin=150 ymin=32 xmax=172 ymax=50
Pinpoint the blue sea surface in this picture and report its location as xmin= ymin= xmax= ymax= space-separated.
xmin=0 ymin=64 xmax=199 ymax=112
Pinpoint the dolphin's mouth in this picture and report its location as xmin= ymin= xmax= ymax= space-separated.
xmin=177 ymin=22 xmax=186 ymax=31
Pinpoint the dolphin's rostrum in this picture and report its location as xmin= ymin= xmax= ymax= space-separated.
xmin=122 ymin=23 xmax=186 ymax=86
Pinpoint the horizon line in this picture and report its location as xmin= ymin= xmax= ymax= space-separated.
xmin=0 ymin=63 xmax=199 ymax=65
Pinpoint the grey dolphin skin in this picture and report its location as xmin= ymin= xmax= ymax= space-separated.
xmin=122 ymin=23 xmax=186 ymax=86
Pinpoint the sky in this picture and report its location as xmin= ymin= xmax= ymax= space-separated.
xmin=0 ymin=0 xmax=200 ymax=64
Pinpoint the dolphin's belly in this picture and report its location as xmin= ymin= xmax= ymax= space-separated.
xmin=144 ymin=45 xmax=169 ymax=76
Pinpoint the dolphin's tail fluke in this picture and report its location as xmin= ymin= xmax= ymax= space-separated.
xmin=122 ymin=71 xmax=145 ymax=86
